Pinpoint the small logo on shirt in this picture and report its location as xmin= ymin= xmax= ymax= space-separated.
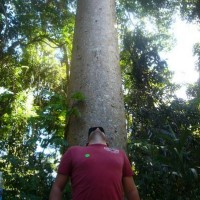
xmin=85 ymin=153 xmax=90 ymax=158
xmin=104 ymin=147 xmax=119 ymax=154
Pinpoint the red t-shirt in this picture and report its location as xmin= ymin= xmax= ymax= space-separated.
xmin=58 ymin=144 xmax=133 ymax=200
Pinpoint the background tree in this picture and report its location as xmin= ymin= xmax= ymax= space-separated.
xmin=66 ymin=0 xmax=127 ymax=148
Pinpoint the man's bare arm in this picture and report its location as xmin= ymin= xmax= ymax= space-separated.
xmin=49 ymin=174 xmax=68 ymax=200
xmin=123 ymin=176 xmax=140 ymax=200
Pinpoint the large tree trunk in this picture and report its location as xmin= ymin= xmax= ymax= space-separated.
xmin=66 ymin=0 xmax=126 ymax=149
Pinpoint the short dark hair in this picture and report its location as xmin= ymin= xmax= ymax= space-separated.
xmin=88 ymin=127 xmax=105 ymax=137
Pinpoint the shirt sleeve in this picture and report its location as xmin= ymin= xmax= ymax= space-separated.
xmin=122 ymin=151 xmax=134 ymax=177
xmin=58 ymin=148 xmax=73 ymax=176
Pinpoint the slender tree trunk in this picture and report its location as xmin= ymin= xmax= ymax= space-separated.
xmin=66 ymin=0 xmax=126 ymax=149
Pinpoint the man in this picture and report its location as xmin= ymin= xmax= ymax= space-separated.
xmin=49 ymin=127 xmax=140 ymax=200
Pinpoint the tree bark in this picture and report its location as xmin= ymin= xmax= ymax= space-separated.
xmin=66 ymin=0 xmax=126 ymax=149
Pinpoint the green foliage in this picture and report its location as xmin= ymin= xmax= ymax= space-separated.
xmin=123 ymin=29 xmax=200 ymax=198
xmin=121 ymin=28 xmax=176 ymax=118
xmin=0 ymin=1 xmax=75 ymax=198
xmin=179 ymin=0 xmax=200 ymax=22
xmin=129 ymin=129 xmax=200 ymax=199
xmin=0 ymin=88 xmax=67 ymax=199
xmin=121 ymin=13 xmax=200 ymax=199
xmin=71 ymin=92 xmax=86 ymax=102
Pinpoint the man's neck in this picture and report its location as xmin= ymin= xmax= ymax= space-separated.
xmin=88 ymin=141 xmax=107 ymax=145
